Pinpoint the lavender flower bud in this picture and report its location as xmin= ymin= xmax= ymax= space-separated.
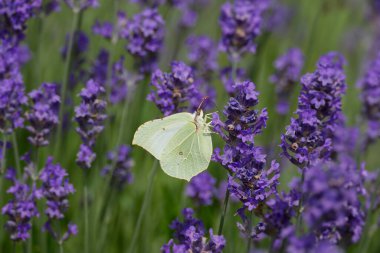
xmin=102 ymin=145 xmax=134 ymax=190
xmin=270 ymin=48 xmax=304 ymax=115
xmin=281 ymin=52 xmax=346 ymax=167
xmin=185 ymin=171 xmax=216 ymax=206
xmin=358 ymin=52 xmax=380 ymax=143
xmin=161 ymin=208 xmax=226 ymax=252
xmin=26 ymin=83 xmax=60 ymax=147
xmin=74 ymin=79 xmax=107 ymax=169
xmin=2 ymin=168 xmax=39 ymax=241
xmin=39 ymin=157 xmax=76 ymax=242
xmin=219 ymin=0 xmax=268 ymax=61
xmin=0 ymin=42 xmax=28 ymax=134
xmin=148 ymin=61 xmax=202 ymax=116
xmin=122 ymin=8 xmax=165 ymax=73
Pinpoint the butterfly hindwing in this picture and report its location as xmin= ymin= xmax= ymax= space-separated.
xmin=160 ymin=123 xmax=212 ymax=181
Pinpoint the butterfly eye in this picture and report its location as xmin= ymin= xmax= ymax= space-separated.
xmin=227 ymin=124 xmax=235 ymax=131
xmin=291 ymin=143 xmax=299 ymax=151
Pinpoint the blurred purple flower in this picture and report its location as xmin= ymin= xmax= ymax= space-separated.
xmin=122 ymin=8 xmax=165 ymax=73
xmin=102 ymin=144 xmax=134 ymax=190
xmin=302 ymin=161 xmax=366 ymax=244
xmin=186 ymin=171 xmax=216 ymax=206
xmin=61 ymin=30 xmax=89 ymax=89
xmin=148 ymin=61 xmax=202 ymax=116
xmin=186 ymin=35 xmax=218 ymax=81
xmin=281 ymin=52 xmax=346 ymax=167
xmin=0 ymin=0 xmax=42 ymax=41
xmin=0 ymin=42 xmax=28 ymax=134
xmin=161 ymin=208 xmax=226 ymax=252
xmin=74 ymin=79 xmax=107 ymax=169
xmin=220 ymin=66 xmax=247 ymax=95
xmin=219 ymin=0 xmax=268 ymax=61
xmin=2 ymin=168 xmax=39 ymax=241
xmin=270 ymin=48 xmax=304 ymax=115
xmin=39 ymin=157 xmax=76 ymax=242
xmin=26 ymin=83 xmax=60 ymax=147
xmin=358 ymin=52 xmax=380 ymax=144
xmin=130 ymin=0 xmax=165 ymax=7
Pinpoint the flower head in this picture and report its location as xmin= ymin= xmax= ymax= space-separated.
xmin=0 ymin=42 xmax=28 ymax=134
xmin=270 ymin=48 xmax=304 ymax=115
xmin=281 ymin=52 xmax=346 ymax=167
xmin=148 ymin=61 xmax=202 ymax=116
xmin=161 ymin=208 xmax=226 ymax=252
xmin=186 ymin=171 xmax=216 ymax=206
xmin=74 ymin=79 xmax=107 ymax=169
xmin=2 ymin=168 xmax=39 ymax=241
xmin=102 ymin=145 xmax=134 ymax=190
xmin=219 ymin=0 xmax=268 ymax=60
xmin=26 ymin=83 xmax=60 ymax=147
xmin=122 ymin=8 xmax=165 ymax=73
xmin=212 ymin=81 xmax=280 ymax=234
xmin=358 ymin=52 xmax=380 ymax=143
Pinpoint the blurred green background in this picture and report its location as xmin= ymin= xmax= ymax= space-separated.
xmin=1 ymin=0 xmax=380 ymax=252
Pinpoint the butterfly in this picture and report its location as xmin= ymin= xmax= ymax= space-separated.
xmin=132 ymin=110 xmax=212 ymax=181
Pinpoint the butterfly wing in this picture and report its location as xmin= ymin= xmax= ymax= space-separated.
xmin=132 ymin=112 xmax=194 ymax=160
xmin=160 ymin=124 xmax=212 ymax=181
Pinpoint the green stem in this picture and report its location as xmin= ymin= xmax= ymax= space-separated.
xmin=11 ymin=133 xmax=21 ymax=177
xmin=218 ymin=189 xmax=230 ymax=235
xmin=55 ymin=10 xmax=81 ymax=157
xmin=84 ymin=184 xmax=89 ymax=253
xmin=246 ymin=212 xmax=254 ymax=253
xmin=127 ymin=160 xmax=159 ymax=253
xmin=1 ymin=135 xmax=7 ymax=173
xmin=59 ymin=243 xmax=64 ymax=253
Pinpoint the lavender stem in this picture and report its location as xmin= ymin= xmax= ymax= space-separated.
xmin=84 ymin=184 xmax=89 ymax=253
xmin=11 ymin=133 xmax=21 ymax=177
xmin=128 ymin=160 xmax=159 ymax=253
xmin=218 ymin=189 xmax=230 ymax=235
xmin=55 ymin=10 xmax=81 ymax=157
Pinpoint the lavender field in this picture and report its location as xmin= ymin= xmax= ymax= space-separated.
xmin=1 ymin=0 xmax=380 ymax=252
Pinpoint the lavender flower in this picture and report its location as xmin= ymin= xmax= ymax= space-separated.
xmin=220 ymin=66 xmax=247 ymax=95
xmin=186 ymin=35 xmax=218 ymax=81
xmin=41 ymin=0 xmax=61 ymax=15
xmin=74 ymin=79 xmax=107 ymax=169
xmin=2 ymin=168 xmax=39 ymax=241
xmin=0 ymin=42 xmax=28 ymax=134
xmin=148 ymin=61 xmax=202 ymax=116
xmin=130 ymin=0 xmax=165 ymax=7
xmin=102 ymin=145 xmax=134 ymax=190
xmin=63 ymin=0 xmax=99 ymax=12
xmin=92 ymin=21 xmax=113 ymax=40
xmin=219 ymin=0 xmax=268 ymax=60
xmin=302 ymin=161 xmax=366 ymax=244
xmin=161 ymin=208 xmax=226 ymax=253
xmin=185 ymin=171 xmax=216 ymax=206
xmin=172 ymin=0 xmax=211 ymax=28
xmin=90 ymin=50 xmax=140 ymax=105
xmin=270 ymin=48 xmax=304 ymax=115
xmin=122 ymin=8 xmax=165 ymax=73
xmin=39 ymin=157 xmax=76 ymax=242
xmin=358 ymin=52 xmax=380 ymax=143
xmin=61 ymin=31 xmax=89 ymax=89
xmin=281 ymin=52 xmax=346 ymax=167
xmin=212 ymin=81 xmax=280 ymax=233
xmin=0 ymin=0 xmax=42 ymax=41
xmin=90 ymin=49 xmax=109 ymax=85
xmin=26 ymin=83 xmax=60 ymax=147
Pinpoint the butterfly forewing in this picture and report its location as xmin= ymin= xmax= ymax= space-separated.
xmin=132 ymin=113 xmax=194 ymax=160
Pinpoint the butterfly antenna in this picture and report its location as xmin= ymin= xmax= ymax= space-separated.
xmin=196 ymin=96 xmax=209 ymax=116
